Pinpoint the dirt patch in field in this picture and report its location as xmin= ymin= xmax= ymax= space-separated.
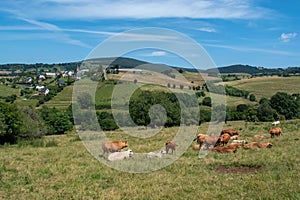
xmin=216 ymin=165 xmax=263 ymax=174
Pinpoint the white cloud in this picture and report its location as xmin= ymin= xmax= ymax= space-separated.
xmin=203 ymin=43 xmax=297 ymax=56
xmin=2 ymin=0 xmax=271 ymax=20
xmin=197 ymin=27 xmax=217 ymax=33
xmin=151 ymin=51 xmax=167 ymax=56
xmin=280 ymin=33 xmax=297 ymax=43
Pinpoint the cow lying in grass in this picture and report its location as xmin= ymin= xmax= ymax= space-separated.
xmin=231 ymin=140 xmax=248 ymax=144
xmin=101 ymin=141 xmax=128 ymax=157
xmin=211 ymin=145 xmax=239 ymax=153
xmin=271 ymin=120 xmax=280 ymax=126
xmin=243 ymin=142 xmax=273 ymax=149
xmin=269 ymin=128 xmax=282 ymax=138
xmin=146 ymin=150 xmax=165 ymax=158
xmin=108 ymin=149 xmax=133 ymax=161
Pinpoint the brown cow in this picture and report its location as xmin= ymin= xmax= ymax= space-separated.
xmin=101 ymin=141 xmax=128 ymax=156
xmin=221 ymin=129 xmax=239 ymax=136
xmin=254 ymin=135 xmax=264 ymax=139
xmin=165 ymin=141 xmax=178 ymax=154
xmin=244 ymin=142 xmax=272 ymax=149
xmin=193 ymin=134 xmax=206 ymax=146
xmin=215 ymin=133 xmax=231 ymax=146
xmin=228 ymin=143 xmax=244 ymax=149
xmin=269 ymin=128 xmax=282 ymax=138
xmin=211 ymin=145 xmax=238 ymax=153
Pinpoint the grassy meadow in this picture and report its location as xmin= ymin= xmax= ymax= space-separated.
xmin=0 ymin=120 xmax=299 ymax=199
xmin=0 ymin=85 xmax=19 ymax=97
xmin=224 ymin=76 xmax=300 ymax=99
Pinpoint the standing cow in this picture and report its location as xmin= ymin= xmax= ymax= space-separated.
xmin=165 ymin=141 xmax=178 ymax=154
xmin=101 ymin=141 xmax=128 ymax=157
xmin=269 ymin=128 xmax=282 ymax=138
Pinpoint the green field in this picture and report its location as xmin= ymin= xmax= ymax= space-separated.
xmin=225 ymin=76 xmax=300 ymax=99
xmin=0 ymin=85 xmax=19 ymax=97
xmin=43 ymin=85 xmax=73 ymax=109
xmin=0 ymin=120 xmax=299 ymax=199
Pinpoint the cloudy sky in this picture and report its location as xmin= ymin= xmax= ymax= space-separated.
xmin=1 ymin=0 xmax=299 ymax=68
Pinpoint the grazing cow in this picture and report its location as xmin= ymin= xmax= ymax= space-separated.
xmin=254 ymin=135 xmax=264 ymax=139
xmin=194 ymin=134 xmax=219 ymax=149
xmin=108 ymin=149 xmax=133 ymax=161
xmin=269 ymin=128 xmax=282 ymax=138
xmin=165 ymin=141 xmax=178 ymax=154
xmin=211 ymin=146 xmax=238 ymax=153
xmin=231 ymin=140 xmax=248 ymax=144
xmin=146 ymin=150 xmax=165 ymax=158
xmin=271 ymin=121 xmax=280 ymax=126
xmin=244 ymin=142 xmax=273 ymax=149
xmin=221 ymin=129 xmax=239 ymax=136
xmin=230 ymin=135 xmax=240 ymax=140
xmin=215 ymin=133 xmax=231 ymax=146
xmin=101 ymin=141 xmax=128 ymax=156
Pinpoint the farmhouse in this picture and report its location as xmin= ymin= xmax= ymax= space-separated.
xmin=24 ymin=77 xmax=33 ymax=83
xmin=45 ymin=72 xmax=56 ymax=78
xmin=40 ymin=87 xmax=49 ymax=96
xmin=56 ymin=79 xmax=67 ymax=86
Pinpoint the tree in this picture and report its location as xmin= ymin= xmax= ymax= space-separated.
xmin=19 ymin=106 xmax=47 ymax=138
xmin=270 ymin=92 xmax=299 ymax=119
xmin=249 ymin=94 xmax=256 ymax=102
xmin=0 ymin=102 xmax=23 ymax=144
xmin=202 ymin=97 xmax=212 ymax=107
xmin=237 ymin=104 xmax=249 ymax=113
xmin=256 ymin=103 xmax=278 ymax=122
xmin=259 ymin=97 xmax=270 ymax=105
xmin=39 ymin=106 xmax=73 ymax=135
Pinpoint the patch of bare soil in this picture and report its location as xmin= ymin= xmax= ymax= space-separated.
xmin=216 ymin=165 xmax=263 ymax=174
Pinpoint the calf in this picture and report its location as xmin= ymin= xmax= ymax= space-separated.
xmin=165 ymin=141 xmax=178 ymax=154
xmin=108 ymin=149 xmax=133 ymax=161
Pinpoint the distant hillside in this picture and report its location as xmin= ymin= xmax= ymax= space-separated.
xmin=205 ymin=64 xmax=300 ymax=75
xmin=85 ymin=57 xmax=148 ymax=68
xmin=1 ymin=57 xmax=299 ymax=75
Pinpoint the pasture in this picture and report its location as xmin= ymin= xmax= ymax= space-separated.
xmin=0 ymin=120 xmax=299 ymax=199
xmin=224 ymin=76 xmax=300 ymax=99
xmin=43 ymin=85 xmax=73 ymax=109
xmin=0 ymin=85 xmax=19 ymax=97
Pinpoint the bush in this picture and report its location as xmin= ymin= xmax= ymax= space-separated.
xmin=202 ymin=97 xmax=212 ymax=107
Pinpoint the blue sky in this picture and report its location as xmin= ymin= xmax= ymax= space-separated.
xmin=0 ymin=0 xmax=300 ymax=68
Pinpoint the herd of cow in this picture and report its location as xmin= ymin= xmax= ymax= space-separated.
xmin=100 ymin=122 xmax=282 ymax=161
